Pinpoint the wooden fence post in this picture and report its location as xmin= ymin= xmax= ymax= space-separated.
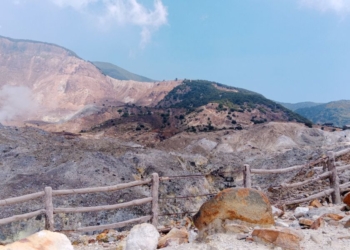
xmin=243 ymin=164 xmax=252 ymax=188
xmin=44 ymin=187 xmax=54 ymax=231
xmin=327 ymin=151 xmax=341 ymax=204
xmin=151 ymin=173 xmax=159 ymax=227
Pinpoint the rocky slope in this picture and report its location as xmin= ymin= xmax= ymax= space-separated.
xmin=0 ymin=36 xmax=179 ymax=124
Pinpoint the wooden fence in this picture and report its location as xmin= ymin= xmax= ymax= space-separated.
xmin=2 ymin=147 xmax=350 ymax=233
xmin=0 ymin=173 xmax=159 ymax=232
xmin=243 ymin=148 xmax=350 ymax=205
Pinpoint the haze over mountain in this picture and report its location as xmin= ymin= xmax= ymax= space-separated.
xmin=294 ymin=100 xmax=350 ymax=127
xmin=279 ymin=102 xmax=323 ymax=112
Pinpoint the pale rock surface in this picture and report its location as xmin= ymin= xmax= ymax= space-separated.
xmin=271 ymin=206 xmax=283 ymax=217
xmin=294 ymin=207 xmax=309 ymax=218
xmin=158 ymin=227 xmax=188 ymax=248
xmin=125 ymin=223 xmax=159 ymax=250
xmin=0 ymin=230 xmax=73 ymax=250
xmin=215 ymin=143 xmax=233 ymax=153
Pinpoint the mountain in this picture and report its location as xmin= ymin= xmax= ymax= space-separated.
xmin=295 ymin=100 xmax=350 ymax=127
xmin=0 ymin=35 xmax=178 ymax=124
xmin=279 ymin=101 xmax=323 ymax=111
xmin=0 ymin=35 xmax=311 ymax=135
xmin=158 ymin=80 xmax=310 ymax=124
xmin=92 ymin=61 xmax=154 ymax=82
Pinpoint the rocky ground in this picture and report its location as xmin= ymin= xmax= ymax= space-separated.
xmin=1 ymin=121 xmax=350 ymax=244
xmin=67 ymin=201 xmax=350 ymax=250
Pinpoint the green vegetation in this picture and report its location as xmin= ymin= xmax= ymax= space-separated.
xmin=159 ymin=79 xmax=310 ymax=124
xmin=92 ymin=61 xmax=154 ymax=82
xmin=295 ymin=100 xmax=350 ymax=127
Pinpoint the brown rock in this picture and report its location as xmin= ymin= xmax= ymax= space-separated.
xmin=344 ymin=219 xmax=350 ymax=228
xmin=309 ymin=199 xmax=322 ymax=208
xmin=310 ymin=217 xmax=325 ymax=230
xmin=0 ymin=230 xmax=73 ymax=250
xmin=252 ymin=228 xmax=303 ymax=250
xmin=299 ymin=218 xmax=314 ymax=226
xmin=344 ymin=192 xmax=350 ymax=206
xmin=223 ymin=222 xmax=250 ymax=233
xmin=96 ymin=232 xmax=108 ymax=242
xmin=193 ymin=188 xmax=274 ymax=233
xmin=158 ymin=227 xmax=188 ymax=248
xmin=326 ymin=213 xmax=344 ymax=221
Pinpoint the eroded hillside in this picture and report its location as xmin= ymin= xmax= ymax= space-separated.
xmin=0 ymin=36 xmax=180 ymax=124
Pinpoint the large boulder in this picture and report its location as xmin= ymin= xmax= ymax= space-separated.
xmin=0 ymin=230 xmax=73 ymax=250
xmin=125 ymin=223 xmax=160 ymax=250
xmin=193 ymin=188 xmax=274 ymax=236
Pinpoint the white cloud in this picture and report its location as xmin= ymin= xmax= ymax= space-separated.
xmin=50 ymin=0 xmax=98 ymax=10
xmin=300 ymin=0 xmax=350 ymax=13
xmin=50 ymin=0 xmax=168 ymax=47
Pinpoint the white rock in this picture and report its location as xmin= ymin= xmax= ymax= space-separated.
xmin=272 ymin=206 xmax=283 ymax=217
xmin=275 ymin=220 xmax=289 ymax=228
xmin=125 ymin=223 xmax=159 ymax=250
xmin=294 ymin=207 xmax=309 ymax=218
xmin=0 ymin=230 xmax=73 ymax=250
xmin=188 ymin=230 xmax=198 ymax=243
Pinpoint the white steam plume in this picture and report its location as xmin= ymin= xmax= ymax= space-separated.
xmin=0 ymin=85 xmax=38 ymax=122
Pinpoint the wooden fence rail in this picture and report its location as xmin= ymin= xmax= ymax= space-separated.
xmin=243 ymin=148 xmax=350 ymax=205
xmin=0 ymin=173 xmax=159 ymax=233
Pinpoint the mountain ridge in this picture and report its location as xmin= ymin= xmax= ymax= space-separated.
xmin=295 ymin=100 xmax=350 ymax=127
xmin=92 ymin=61 xmax=154 ymax=82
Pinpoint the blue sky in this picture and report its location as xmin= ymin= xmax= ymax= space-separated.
xmin=1 ymin=0 xmax=350 ymax=103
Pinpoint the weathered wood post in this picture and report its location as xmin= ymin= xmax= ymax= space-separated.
xmin=44 ymin=187 xmax=54 ymax=231
xmin=243 ymin=164 xmax=252 ymax=188
xmin=151 ymin=173 xmax=159 ymax=227
xmin=327 ymin=151 xmax=341 ymax=204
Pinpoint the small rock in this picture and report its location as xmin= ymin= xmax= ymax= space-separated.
xmin=0 ymin=230 xmax=73 ymax=250
xmin=252 ymin=228 xmax=303 ymax=250
xmin=272 ymin=206 xmax=283 ymax=217
xmin=158 ymin=227 xmax=188 ymax=248
xmin=294 ymin=207 xmax=309 ymax=218
xmin=326 ymin=213 xmax=344 ymax=221
xmin=96 ymin=232 xmax=108 ymax=242
xmin=223 ymin=222 xmax=250 ymax=233
xmin=343 ymin=192 xmax=350 ymax=207
xmin=310 ymin=234 xmax=322 ymax=244
xmin=309 ymin=199 xmax=322 ymax=208
xmin=236 ymin=234 xmax=249 ymax=240
xmin=344 ymin=219 xmax=350 ymax=228
xmin=299 ymin=218 xmax=314 ymax=227
xmin=188 ymin=230 xmax=198 ymax=243
xmin=125 ymin=223 xmax=159 ymax=250
xmin=275 ymin=220 xmax=289 ymax=228
xmin=310 ymin=217 xmax=325 ymax=230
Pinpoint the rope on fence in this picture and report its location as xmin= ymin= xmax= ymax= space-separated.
xmin=159 ymin=193 xmax=217 ymax=200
